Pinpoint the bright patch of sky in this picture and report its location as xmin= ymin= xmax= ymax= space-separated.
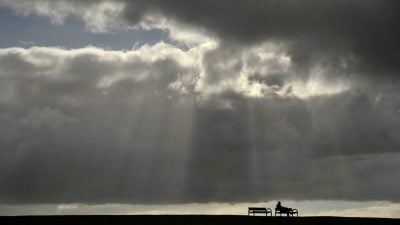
xmin=0 ymin=8 xmax=169 ymax=50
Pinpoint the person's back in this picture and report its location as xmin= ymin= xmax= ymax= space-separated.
xmin=276 ymin=201 xmax=291 ymax=213
xmin=276 ymin=201 xmax=283 ymax=210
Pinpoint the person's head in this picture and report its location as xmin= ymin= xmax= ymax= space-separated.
xmin=277 ymin=201 xmax=281 ymax=206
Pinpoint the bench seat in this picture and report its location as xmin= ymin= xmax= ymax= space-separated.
xmin=248 ymin=207 xmax=272 ymax=216
xmin=275 ymin=208 xmax=298 ymax=217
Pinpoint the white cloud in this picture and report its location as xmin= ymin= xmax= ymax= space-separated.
xmin=0 ymin=39 xmax=353 ymax=108
xmin=0 ymin=0 xmax=354 ymax=100
xmin=0 ymin=0 xmax=127 ymax=32
xmin=282 ymin=66 xmax=350 ymax=99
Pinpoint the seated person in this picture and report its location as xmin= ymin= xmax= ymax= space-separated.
xmin=276 ymin=201 xmax=293 ymax=216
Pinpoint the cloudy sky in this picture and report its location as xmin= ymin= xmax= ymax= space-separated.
xmin=1 ymin=0 xmax=400 ymax=217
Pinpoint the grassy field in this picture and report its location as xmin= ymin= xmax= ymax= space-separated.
xmin=1 ymin=215 xmax=400 ymax=225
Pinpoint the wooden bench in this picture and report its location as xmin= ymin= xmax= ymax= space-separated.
xmin=275 ymin=207 xmax=298 ymax=217
xmin=248 ymin=207 xmax=272 ymax=216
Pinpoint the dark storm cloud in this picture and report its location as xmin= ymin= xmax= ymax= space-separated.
xmin=120 ymin=0 xmax=400 ymax=76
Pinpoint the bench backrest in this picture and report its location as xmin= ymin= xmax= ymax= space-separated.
xmin=249 ymin=207 xmax=267 ymax=211
xmin=248 ymin=207 xmax=270 ymax=213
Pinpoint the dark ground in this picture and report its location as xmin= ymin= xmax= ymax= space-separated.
xmin=1 ymin=215 xmax=399 ymax=225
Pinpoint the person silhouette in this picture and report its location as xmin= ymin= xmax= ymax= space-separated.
xmin=276 ymin=201 xmax=292 ymax=217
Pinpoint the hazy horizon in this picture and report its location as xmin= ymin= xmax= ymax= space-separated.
xmin=1 ymin=200 xmax=400 ymax=218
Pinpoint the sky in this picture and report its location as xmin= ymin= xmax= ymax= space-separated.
xmin=0 ymin=0 xmax=400 ymax=217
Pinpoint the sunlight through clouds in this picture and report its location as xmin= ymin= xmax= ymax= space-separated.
xmin=1 ymin=0 xmax=400 ymax=218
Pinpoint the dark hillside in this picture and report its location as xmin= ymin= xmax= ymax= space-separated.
xmin=1 ymin=215 xmax=399 ymax=225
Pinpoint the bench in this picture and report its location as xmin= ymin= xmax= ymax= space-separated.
xmin=275 ymin=207 xmax=298 ymax=217
xmin=248 ymin=207 xmax=272 ymax=216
